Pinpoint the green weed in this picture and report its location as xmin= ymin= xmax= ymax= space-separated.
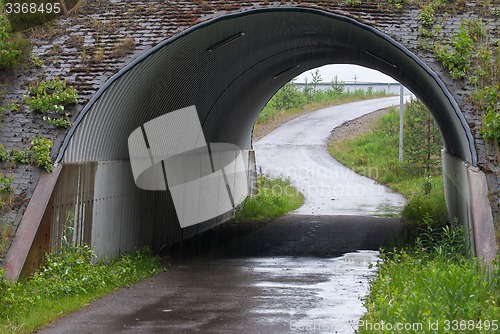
xmin=0 ymin=224 xmax=13 ymax=257
xmin=435 ymin=22 xmax=474 ymax=79
xmin=232 ymin=176 xmax=304 ymax=221
xmin=43 ymin=113 xmax=73 ymax=129
xmin=25 ymin=77 xmax=78 ymax=114
xmin=478 ymin=84 xmax=500 ymax=143
xmin=388 ymin=0 xmax=405 ymax=9
xmin=0 ymin=137 xmax=53 ymax=171
xmin=27 ymin=136 xmax=53 ymax=172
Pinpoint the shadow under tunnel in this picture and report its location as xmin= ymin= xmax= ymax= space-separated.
xmin=162 ymin=215 xmax=410 ymax=263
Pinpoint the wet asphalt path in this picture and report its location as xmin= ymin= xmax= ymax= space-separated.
xmin=36 ymin=99 xmax=411 ymax=333
xmin=254 ymin=96 xmax=409 ymax=216
xmin=37 ymin=215 xmax=408 ymax=334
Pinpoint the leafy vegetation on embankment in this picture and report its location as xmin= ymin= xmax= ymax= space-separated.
xmin=0 ymin=243 xmax=164 ymax=333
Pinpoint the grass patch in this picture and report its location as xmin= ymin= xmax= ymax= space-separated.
xmin=328 ymin=104 xmax=447 ymax=225
xmin=232 ymin=176 xmax=304 ymax=221
xmin=0 ymin=244 xmax=164 ymax=333
xmin=358 ymin=221 xmax=500 ymax=333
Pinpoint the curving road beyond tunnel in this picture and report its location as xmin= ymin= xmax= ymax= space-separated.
xmin=254 ymin=96 xmax=409 ymax=216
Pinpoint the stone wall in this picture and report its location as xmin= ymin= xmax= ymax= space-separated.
xmin=0 ymin=0 xmax=498 ymax=258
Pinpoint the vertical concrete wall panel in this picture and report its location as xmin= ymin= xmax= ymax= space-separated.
xmin=93 ymin=161 xmax=153 ymax=259
xmin=442 ymin=150 xmax=475 ymax=254
xmin=467 ymin=167 xmax=498 ymax=265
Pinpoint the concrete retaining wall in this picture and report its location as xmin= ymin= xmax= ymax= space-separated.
xmin=443 ymin=150 xmax=498 ymax=264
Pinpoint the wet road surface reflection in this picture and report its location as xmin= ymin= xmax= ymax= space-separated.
xmin=38 ymin=215 xmax=406 ymax=334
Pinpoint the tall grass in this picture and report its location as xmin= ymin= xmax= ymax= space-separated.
xmin=330 ymin=102 xmax=500 ymax=333
xmin=232 ymin=176 xmax=304 ymax=221
xmin=0 ymin=245 xmax=164 ymax=333
xmin=358 ymin=221 xmax=500 ymax=334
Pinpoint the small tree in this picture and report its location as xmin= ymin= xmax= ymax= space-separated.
xmin=310 ymin=69 xmax=322 ymax=98
xmin=303 ymin=77 xmax=312 ymax=101
xmin=329 ymin=75 xmax=345 ymax=95
xmin=272 ymin=79 xmax=305 ymax=111
xmin=404 ymin=99 xmax=442 ymax=175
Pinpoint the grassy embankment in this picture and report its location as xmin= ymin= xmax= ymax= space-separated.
xmin=327 ymin=102 xmax=500 ymax=333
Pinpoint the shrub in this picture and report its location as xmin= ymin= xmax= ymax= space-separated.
xmin=0 ymin=173 xmax=13 ymax=194
xmin=478 ymin=85 xmax=500 ymax=142
xmin=0 ymin=144 xmax=9 ymax=161
xmin=419 ymin=4 xmax=435 ymax=27
xmin=435 ymin=23 xmax=474 ymax=79
xmin=404 ymin=99 xmax=442 ymax=174
xmin=388 ymin=0 xmax=405 ymax=9
xmin=402 ymin=177 xmax=448 ymax=226
xmin=0 ymin=2 xmax=24 ymax=71
xmin=0 ymin=137 xmax=53 ymax=171
xmin=28 ymin=136 xmax=53 ymax=172
xmin=25 ymin=77 xmax=78 ymax=114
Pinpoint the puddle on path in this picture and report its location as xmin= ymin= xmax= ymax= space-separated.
xmin=242 ymin=251 xmax=379 ymax=333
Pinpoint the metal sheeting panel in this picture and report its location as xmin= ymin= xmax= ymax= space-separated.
xmin=44 ymin=159 xmax=248 ymax=260
xmin=49 ymin=162 xmax=96 ymax=251
xmin=46 ymin=162 xmax=185 ymax=259
xmin=92 ymin=161 xmax=152 ymax=259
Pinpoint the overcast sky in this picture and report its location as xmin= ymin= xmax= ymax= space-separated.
xmin=297 ymin=64 xmax=398 ymax=84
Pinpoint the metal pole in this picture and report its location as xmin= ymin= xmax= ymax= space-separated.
xmin=399 ymin=84 xmax=404 ymax=162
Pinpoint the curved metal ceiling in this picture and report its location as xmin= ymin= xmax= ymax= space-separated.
xmin=57 ymin=7 xmax=476 ymax=165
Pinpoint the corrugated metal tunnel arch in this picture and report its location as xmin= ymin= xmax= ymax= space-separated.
xmin=56 ymin=7 xmax=476 ymax=166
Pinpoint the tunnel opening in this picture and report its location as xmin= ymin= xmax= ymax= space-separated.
xmin=9 ymin=7 xmax=494 ymax=281
xmin=251 ymin=65 xmax=417 ymax=219
xmin=53 ymin=7 xmax=476 ymax=257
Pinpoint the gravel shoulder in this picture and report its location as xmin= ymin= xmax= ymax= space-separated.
xmin=328 ymin=108 xmax=389 ymax=143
